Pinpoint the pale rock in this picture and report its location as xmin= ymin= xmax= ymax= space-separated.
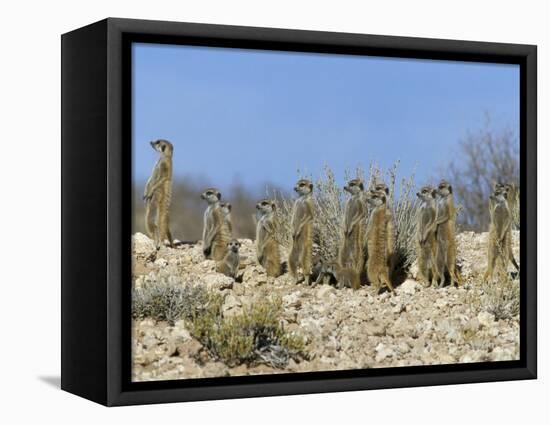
xmin=400 ymin=279 xmax=419 ymax=295
xmin=202 ymin=273 xmax=234 ymax=291
xmin=477 ymin=311 xmax=496 ymax=328
xmin=316 ymin=285 xmax=336 ymax=299
xmin=154 ymin=258 xmax=168 ymax=268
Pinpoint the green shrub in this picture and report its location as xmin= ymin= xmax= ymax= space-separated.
xmin=133 ymin=279 xmax=306 ymax=368
xmin=189 ymin=297 xmax=306 ymax=368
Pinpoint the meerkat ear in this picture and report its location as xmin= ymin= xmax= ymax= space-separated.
xmin=161 ymin=144 xmax=166 ymax=152
xmin=432 ymin=189 xmax=436 ymax=197
xmin=227 ymin=204 xmax=232 ymax=211
xmin=271 ymin=201 xmax=277 ymax=210
xmin=216 ymin=192 xmax=222 ymax=200
xmin=358 ymin=181 xmax=364 ymax=190
xmin=385 ymin=187 xmax=389 ymax=195
xmin=309 ymin=182 xmax=313 ymax=191
xmin=448 ymin=185 xmax=453 ymax=194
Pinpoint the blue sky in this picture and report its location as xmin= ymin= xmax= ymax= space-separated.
xmin=132 ymin=43 xmax=519 ymax=192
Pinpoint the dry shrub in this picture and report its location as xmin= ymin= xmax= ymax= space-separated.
xmin=269 ymin=162 xmax=418 ymax=270
xmin=189 ymin=297 xmax=306 ymax=368
xmin=132 ymin=278 xmax=222 ymax=325
xmin=467 ymin=267 xmax=520 ymax=322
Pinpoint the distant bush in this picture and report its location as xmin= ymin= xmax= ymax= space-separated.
xmin=445 ymin=121 xmax=519 ymax=231
xmin=132 ymin=279 xmax=306 ymax=368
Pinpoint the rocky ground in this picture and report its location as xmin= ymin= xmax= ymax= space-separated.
xmin=131 ymin=231 xmax=520 ymax=382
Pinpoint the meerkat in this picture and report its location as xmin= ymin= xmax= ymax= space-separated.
xmin=434 ymin=180 xmax=462 ymax=287
xmin=289 ymin=179 xmax=314 ymax=285
xmin=216 ymin=239 xmax=241 ymax=278
xmin=493 ymin=183 xmax=520 ymax=272
xmin=255 ymin=199 xmax=282 ymax=277
xmin=219 ymin=202 xmax=233 ymax=235
xmin=372 ymin=182 xmax=396 ymax=280
xmin=365 ymin=191 xmax=395 ymax=294
xmin=315 ymin=262 xmax=360 ymax=290
xmin=415 ymin=185 xmax=440 ymax=287
xmin=339 ymin=179 xmax=367 ymax=273
xmin=143 ymin=139 xmax=174 ymax=250
xmin=201 ymin=188 xmax=230 ymax=261
xmin=484 ymin=189 xmax=519 ymax=281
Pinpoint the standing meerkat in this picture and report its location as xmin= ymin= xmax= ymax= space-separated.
xmin=201 ymin=188 xmax=230 ymax=261
xmin=219 ymin=202 xmax=233 ymax=236
xmin=289 ymin=179 xmax=314 ymax=285
xmin=434 ymin=180 xmax=462 ymax=287
xmin=143 ymin=139 xmax=174 ymax=250
xmin=372 ymin=182 xmax=396 ymax=280
xmin=339 ymin=179 xmax=367 ymax=273
xmin=415 ymin=185 xmax=440 ymax=287
xmin=255 ymin=199 xmax=282 ymax=277
xmin=484 ymin=188 xmax=519 ymax=281
xmin=365 ymin=191 xmax=395 ymax=294
xmin=216 ymin=239 xmax=241 ymax=278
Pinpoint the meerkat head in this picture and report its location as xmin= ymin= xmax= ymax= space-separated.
xmin=437 ymin=180 xmax=453 ymax=197
xmin=219 ymin=202 xmax=232 ymax=215
xmin=150 ymin=139 xmax=174 ymax=156
xmin=373 ymin=182 xmax=390 ymax=195
xmin=493 ymin=181 xmax=515 ymax=198
xmin=200 ymin=188 xmax=221 ymax=204
xmin=367 ymin=190 xmax=386 ymax=208
xmin=227 ymin=239 xmax=241 ymax=253
xmin=490 ymin=188 xmax=508 ymax=204
xmin=256 ymin=199 xmax=276 ymax=216
xmin=344 ymin=179 xmax=364 ymax=195
xmin=294 ymin=179 xmax=313 ymax=196
xmin=416 ymin=185 xmax=436 ymax=202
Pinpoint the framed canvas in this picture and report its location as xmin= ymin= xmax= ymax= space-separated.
xmin=61 ymin=18 xmax=537 ymax=406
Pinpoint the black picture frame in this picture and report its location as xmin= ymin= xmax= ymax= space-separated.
xmin=61 ymin=17 xmax=537 ymax=406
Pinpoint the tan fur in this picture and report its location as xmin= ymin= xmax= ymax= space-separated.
xmin=201 ymin=188 xmax=231 ymax=261
xmin=372 ymin=183 xmax=396 ymax=280
xmin=288 ymin=179 xmax=314 ymax=285
xmin=219 ymin=202 xmax=233 ymax=236
xmin=434 ymin=181 xmax=462 ymax=287
xmin=484 ymin=189 xmax=518 ymax=281
xmin=365 ymin=192 xmax=395 ymax=293
xmin=255 ymin=199 xmax=282 ymax=277
xmin=339 ymin=179 xmax=367 ymax=273
xmin=332 ymin=263 xmax=360 ymax=290
xmin=144 ymin=139 xmax=173 ymax=249
xmin=415 ymin=186 xmax=440 ymax=287
xmin=216 ymin=239 xmax=241 ymax=278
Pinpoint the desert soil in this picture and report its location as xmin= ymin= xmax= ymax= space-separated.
xmin=131 ymin=231 xmax=519 ymax=382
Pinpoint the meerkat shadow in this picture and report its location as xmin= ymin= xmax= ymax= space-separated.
xmin=172 ymin=239 xmax=197 ymax=248
xmin=390 ymin=266 xmax=408 ymax=288
xmin=390 ymin=254 xmax=410 ymax=288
